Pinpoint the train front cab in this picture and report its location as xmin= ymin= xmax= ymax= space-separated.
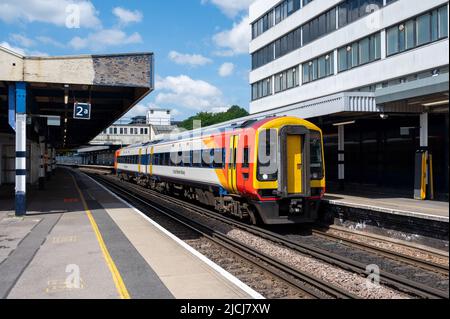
xmin=252 ymin=119 xmax=326 ymax=225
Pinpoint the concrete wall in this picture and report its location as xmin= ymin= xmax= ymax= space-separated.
xmin=0 ymin=48 xmax=24 ymax=82
xmin=0 ymin=47 xmax=153 ymax=89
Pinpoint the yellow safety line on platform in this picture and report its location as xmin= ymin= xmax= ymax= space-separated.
xmin=70 ymin=174 xmax=131 ymax=300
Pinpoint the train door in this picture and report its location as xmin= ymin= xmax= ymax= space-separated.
xmin=279 ymin=126 xmax=311 ymax=197
xmin=286 ymin=135 xmax=303 ymax=195
xmin=228 ymin=135 xmax=239 ymax=193
xmin=138 ymin=148 xmax=142 ymax=174
xmin=149 ymin=147 xmax=154 ymax=176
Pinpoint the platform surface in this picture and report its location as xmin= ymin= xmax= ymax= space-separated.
xmin=0 ymin=168 xmax=256 ymax=299
xmin=325 ymin=192 xmax=449 ymax=223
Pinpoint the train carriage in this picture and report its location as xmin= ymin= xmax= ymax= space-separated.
xmin=115 ymin=116 xmax=325 ymax=225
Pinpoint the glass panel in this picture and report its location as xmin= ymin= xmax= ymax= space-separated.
xmin=338 ymin=3 xmax=348 ymax=28
xmin=303 ymin=64 xmax=310 ymax=83
xmin=416 ymin=13 xmax=431 ymax=45
xmin=405 ymin=20 xmax=415 ymax=50
xmin=338 ymin=47 xmax=348 ymax=72
xmin=431 ymin=10 xmax=439 ymax=41
xmin=311 ymin=60 xmax=318 ymax=80
xmin=318 ymin=56 xmax=326 ymax=78
xmin=359 ymin=37 xmax=370 ymax=64
xmin=399 ymin=24 xmax=406 ymax=52
xmin=275 ymin=74 xmax=281 ymax=92
xmin=351 ymin=42 xmax=359 ymax=67
xmin=439 ymin=6 xmax=448 ymax=38
xmin=287 ymin=69 xmax=294 ymax=88
xmin=387 ymin=26 xmax=399 ymax=55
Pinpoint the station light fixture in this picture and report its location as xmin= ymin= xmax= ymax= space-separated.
xmin=333 ymin=120 xmax=356 ymax=126
xmin=422 ymin=100 xmax=449 ymax=107
xmin=64 ymin=84 xmax=69 ymax=105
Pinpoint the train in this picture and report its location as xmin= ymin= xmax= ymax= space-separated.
xmin=114 ymin=116 xmax=325 ymax=225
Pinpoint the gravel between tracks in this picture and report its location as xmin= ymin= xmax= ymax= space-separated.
xmin=226 ymin=229 xmax=409 ymax=299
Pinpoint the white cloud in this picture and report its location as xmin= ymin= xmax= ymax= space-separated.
xmin=10 ymin=34 xmax=35 ymax=47
xmin=213 ymin=16 xmax=250 ymax=56
xmin=0 ymin=0 xmax=101 ymax=29
xmin=168 ymin=51 xmax=212 ymax=67
xmin=36 ymin=36 xmax=65 ymax=48
xmin=201 ymin=0 xmax=255 ymax=18
xmin=218 ymin=62 xmax=235 ymax=77
xmin=0 ymin=41 xmax=47 ymax=56
xmin=113 ymin=7 xmax=143 ymax=26
xmin=69 ymin=29 xmax=142 ymax=51
xmin=155 ymin=75 xmax=224 ymax=111
xmin=123 ymin=103 xmax=150 ymax=119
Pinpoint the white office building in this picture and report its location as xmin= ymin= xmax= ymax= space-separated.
xmin=249 ymin=0 xmax=449 ymax=198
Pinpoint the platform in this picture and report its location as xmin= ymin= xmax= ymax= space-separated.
xmin=324 ymin=192 xmax=449 ymax=223
xmin=0 ymin=168 xmax=259 ymax=299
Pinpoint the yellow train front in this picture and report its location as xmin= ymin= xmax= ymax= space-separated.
xmin=115 ymin=116 xmax=326 ymax=225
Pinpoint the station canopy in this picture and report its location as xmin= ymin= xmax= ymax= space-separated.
xmin=0 ymin=46 xmax=154 ymax=149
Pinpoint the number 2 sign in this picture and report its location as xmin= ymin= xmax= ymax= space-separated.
xmin=73 ymin=102 xmax=91 ymax=120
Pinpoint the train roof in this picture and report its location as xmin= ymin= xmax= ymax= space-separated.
xmin=121 ymin=115 xmax=319 ymax=150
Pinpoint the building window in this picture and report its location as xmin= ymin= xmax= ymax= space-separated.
xmin=303 ymin=8 xmax=336 ymax=46
xmin=386 ymin=5 xmax=448 ymax=57
xmin=303 ymin=52 xmax=334 ymax=84
xmin=338 ymin=0 xmax=384 ymax=28
xmin=113 ymin=128 xmax=118 ymax=135
xmin=251 ymin=77 xmax=272 ymax=101
xmin=274 ymin=66 xmax=299 ymax=93
xmin=252 ymin=10 xmax=274 ymax=39
xmin=119 ymin=128 xmax=124 ymax=135
xmin=124 ymin=128 xmax=128 ymax=135
xmin=274 ymin=27 xmax=301 ymax=59
xmin=338 ymin=33 xmax=381 ymax=72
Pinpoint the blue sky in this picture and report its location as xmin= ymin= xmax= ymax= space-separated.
xmin=0 ymin=0 xmax=255 ymax=121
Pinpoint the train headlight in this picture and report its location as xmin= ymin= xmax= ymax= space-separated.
xmin=262 ymin=174 xmax=269 ymax=180
xmin=312 ymin=173 xmax=319 ymax=179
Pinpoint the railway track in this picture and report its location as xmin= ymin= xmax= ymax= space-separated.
xmin=85 ymin=170 xmax=449 ymax=299
xmin=87 ymin=172 xmax=357 ymax=299
xmin=311 ymin=228 xmax=449 ymax=276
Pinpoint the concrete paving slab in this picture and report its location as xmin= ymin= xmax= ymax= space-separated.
xmin=325 ymin=193 xmax=449 ymax=223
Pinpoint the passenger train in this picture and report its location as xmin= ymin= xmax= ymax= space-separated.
xmin=114 ymin=116 xmax=325 ymax=224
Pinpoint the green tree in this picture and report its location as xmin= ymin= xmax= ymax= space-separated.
xmin=180 ymin=105 xmax=249 ymax=130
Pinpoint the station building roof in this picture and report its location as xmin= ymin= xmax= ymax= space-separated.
xmin=0 ymin=46 xmax=154 ymax=149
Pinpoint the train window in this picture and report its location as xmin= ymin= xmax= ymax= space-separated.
xmin=193 ymin=150 xmax=202 ymax=167
xmin=310 ymin=131 xmax=324 ymax=180
xmin=243 ymin=147 xmax=250 ymax=168
xmin=201 ymin=149 xmax=213 ymax=168
xmin=213 ymin=148 xmax=225 ymax=168
xmin=182 ymin=151 xmax=191 ymax=167
xmin=257 ymin=129 xmax=278 ymax=181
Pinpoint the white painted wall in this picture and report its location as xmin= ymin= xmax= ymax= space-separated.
xmin=147 ymin=109 xmax=172 ymax=126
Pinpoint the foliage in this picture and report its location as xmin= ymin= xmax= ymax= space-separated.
xmin=179 ymin=105 xmax=249 ymax=130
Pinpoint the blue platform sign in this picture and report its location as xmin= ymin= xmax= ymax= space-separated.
xmin=73 ymin=102 xmax=91 ymax=120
